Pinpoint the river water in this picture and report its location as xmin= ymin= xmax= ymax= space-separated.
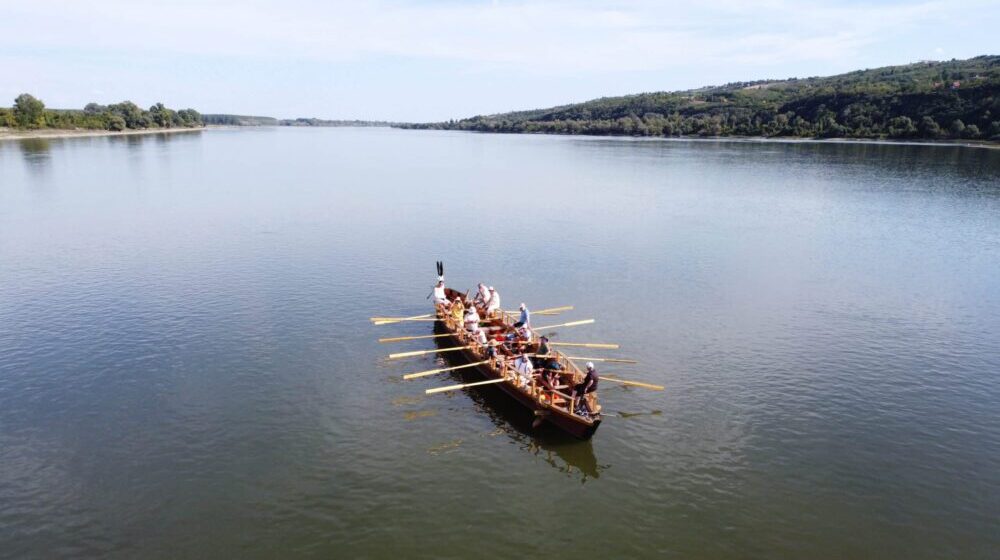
xmin=1 ymin=128 xmax=998 ymax=559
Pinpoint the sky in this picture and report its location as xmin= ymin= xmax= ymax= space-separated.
xmin=2 ymin=0 xmax=997 ymax=122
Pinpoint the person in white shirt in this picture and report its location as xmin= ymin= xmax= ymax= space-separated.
xmin=517 ymin=325 xmax=533 ymax=343
xmin=432 ymin=280 xmax=450 ymax=310
xmin=474 ymin=283 xmax=489 ymax=306
xmin=513 ymin=354 xmax=534 ymax=388
xmin=463 ymin=306 xmax=480 ymax=332
xmin=473 ymin=327 xmax=488 ymax=346
xmin=485 ymin=286 xmax=501 ymax=316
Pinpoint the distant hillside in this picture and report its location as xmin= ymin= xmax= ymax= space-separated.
xmin=203 ymin=114 xmax=391 ymax=127
xmin=399 ymin=55 xmax=1000 ymax=141
xmin=278 ymin=117 xmax=391 ymax=127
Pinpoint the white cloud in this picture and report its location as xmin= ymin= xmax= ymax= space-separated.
xmin=0 ymin=0 xmax=986 ymax=73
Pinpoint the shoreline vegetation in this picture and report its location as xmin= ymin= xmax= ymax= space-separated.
xmin=201 ymin=114 xmax=393 ymax=127
xmin=396 ymin=55 xmax=1000 ymax=143
xmin=1 ymin=94 xmax=204 ymax=133
xmin=0 ymin=94 xmax=390 ymax=142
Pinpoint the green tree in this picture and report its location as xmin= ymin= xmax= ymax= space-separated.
xmin=888 ymin=116 xmax=917 ymax=138
xmin=919 ymin=116 xmax=941 ymax=137
xmin=13 ymin=93 xmax=45 ymax=128
xmin=108 ymin=101 xmax=145 ymax=128
xmin=949 ymin=119 xmax=966 ymax=137
xmin=105 ymin=115 xmax=126 ymax=131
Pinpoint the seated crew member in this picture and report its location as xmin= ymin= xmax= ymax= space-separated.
xmin=450 ymin=296 xmax=465 ymax=323
xmin=535 ymin=335 xmax=561 ymax=372
xmin=463 ymin=305 xmax=481 ymax=332
xmin=513 ymin=303 xmax=530 ymax=328
xmin=516 ymin=325 xmax=533 ymax=344
xmin=432 ymin=280 xmax=449 ymax=311
xmin=513 ymin=353 xmax=534 ymax=388
xmin=572 ymin=362 xmax=600 ymax=416
xmin=485 ymin=286 xmax=501 ymax=317
xmin=485 ymin=339 xmax=498 ymax=360
xmin=473 ymin=327 xmax=488 ymax=347
xmin=540 ymin=367 xmax=561 ymax=392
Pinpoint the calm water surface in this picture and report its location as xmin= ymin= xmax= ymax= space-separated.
xmin=1 ymin=129 xmax=999 ymax=559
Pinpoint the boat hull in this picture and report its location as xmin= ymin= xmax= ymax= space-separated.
xmin=432 ymin=319 xmax=601 ymax=440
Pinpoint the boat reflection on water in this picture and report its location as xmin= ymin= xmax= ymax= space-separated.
xmin=520 ymin=434 xmax=605 ymax=482
xmin=431 ymin=354 xmax=609 ymax=481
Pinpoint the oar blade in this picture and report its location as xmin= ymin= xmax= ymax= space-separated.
xmin=602 ymin=376 xmax=664 ymax=391
xmin=425 ymin=378 xmax=506 ymax=395
xmin=403 ymin=360 xmax=488 ymax=380
xmin=533 ymin=319 xmax=595 ymax=331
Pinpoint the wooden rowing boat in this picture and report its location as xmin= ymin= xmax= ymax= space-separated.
xmin=432 ymin=287 xmax=602 ymax=439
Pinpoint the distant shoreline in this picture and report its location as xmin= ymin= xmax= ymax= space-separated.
xmin=396 ymin=128 xmax=1000 ymax=150
xmin=0 ymin=126 xmax=220 ymax=142
xmin=2 ymin=124 xmax=995 ymax=150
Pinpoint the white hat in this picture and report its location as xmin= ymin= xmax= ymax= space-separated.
xmin=519 ymin=303 xmax=526 ymax=310
xmin=586 ymin=362 xmax=595 ymax=370
xmin=489 ymin=286 xmax=495 ymax=291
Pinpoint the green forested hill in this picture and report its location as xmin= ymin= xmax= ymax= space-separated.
xmin=399 ymin=55 xmax=1000 ymax=141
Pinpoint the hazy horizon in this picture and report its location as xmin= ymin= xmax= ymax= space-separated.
xmin=3 ymin=1 xmax=998 ymax=122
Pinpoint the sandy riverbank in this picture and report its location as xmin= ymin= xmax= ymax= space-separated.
xmin=0 ymin=126 xmax=224 ymax=142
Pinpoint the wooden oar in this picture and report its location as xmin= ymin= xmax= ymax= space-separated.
xmin=403 ymin=360 xmax=489 ymax=380
xmin=566 ymin=357 xmax=638 ymax=364
xmin=370 ymin=313 xmax=433 ymax=322
xmin=602 ymin=376 xmax=664 ymax=391
xmin=426 ymin=378 xmax=506 ymax=395
xmin=379 ymin=333 xmax=453 ymax=343
xmin=549 ymin=342 xmax=619 ymax=349
xmin=502 ymin=305 xmax=574 ymax=316
xmin=389 ymin=345 xmax=474 ymax=360
xmin=373 ymin=318 xmax=439 ymax=326
xmin=533 ymin=319 xmax=595 ymax=331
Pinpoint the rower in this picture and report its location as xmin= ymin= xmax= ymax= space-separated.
xmin=513 ymin=303 xmax=530 ymax=328
xmin=474 ymin=283 xmax=489 ymax=307
xmin=485 ymin=286 xmax=501 ymax=317
xmin=536 ymin=335 xmax=560 ymax=372
xmin=472 ymin=327 xmax=488 ymax=347
xmin=572 ymin=362 xmax=599 ymax=416
xmin=513 ymin=353 xmax=534 ymax=388
xmin=517 ymin=324 xmax=533 ymax=344
xmin=432 ymin=280 xmax=449 ymax=312
xmin=463 ymin=305 xmax=481 ymax=333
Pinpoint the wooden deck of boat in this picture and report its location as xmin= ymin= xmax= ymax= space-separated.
xmin=434 ymin=288 xmax=601 ymax=439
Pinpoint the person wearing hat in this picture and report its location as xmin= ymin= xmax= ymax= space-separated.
xmin=536 ymin=335 xmax=560 ymax=371
xmin=463 ymin=304 xmax=481 ymax=333
xmin=513 ymin=353 xmax=534 ymax=388
xmin=450 ymin=295 xmax=465 ymax=324
xmin=513 ymin=303 xmax=530 ymax=328
xmin=486 ymin=338 xmax=499 ymax=361
xmin=572 ymin=362 xmax=599 ymax=416
xmin=485 ymin=286 xmax=501 ymax=317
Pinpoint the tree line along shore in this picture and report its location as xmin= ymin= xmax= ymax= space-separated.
xmin=1 ymin=94 xmax=203 ymax=132
xmin=398 ymin=55 xmax=1000 ymax=142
